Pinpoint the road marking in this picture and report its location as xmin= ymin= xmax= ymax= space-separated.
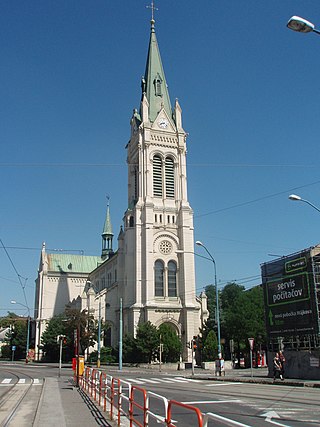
xmin=150 ymin=378 xmax=172 ymax=383
xmin=203 ymin=412 xmax=253 ymax=427
xmin=2 ymin=378 xmax=12 ymax=384
xmin=175 ymin=377 xmax=202 ymax=383
xmin=206 ymin=382 xmax=243 ymax=387
xmin=182 ymin=399 xmax=242 ymax=405
xmin=126 ymin=378 xmax=145 ymax=384
xmin=162 ymin=377 xmax=188 ymax=383
xmin=33 ymin=379 xmax=40 ymax=384
xmin=137 ymin=378 xmax=159 ymax=384
xmin=261 ymin=411 xmax=291 ymax=427
xmin=18 ymin=379 xmax=26 ymax=384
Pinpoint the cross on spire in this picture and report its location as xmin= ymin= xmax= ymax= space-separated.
xmin=146 ymin=1 xmax=158 ymax=21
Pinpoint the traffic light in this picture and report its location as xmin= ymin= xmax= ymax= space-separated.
xmin=193 ymin=336 xmax=198 ymax=350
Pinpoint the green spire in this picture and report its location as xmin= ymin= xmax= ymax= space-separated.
xmin=141 ymin=17 xmax=172 ymax=123
xmin=102 ymin=198 xmax=113 ymax=259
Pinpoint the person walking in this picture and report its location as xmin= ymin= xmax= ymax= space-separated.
xmin=279 ymin=350 xmax=286 ymax=380
xmin=273 ymin=352 xmax=283 ymax=381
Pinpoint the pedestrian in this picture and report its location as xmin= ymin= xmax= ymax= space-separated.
xmin=273 ymin=352 xmax=283 ymax=381
xmin=279 ymin=350 xmax=286 ymax=380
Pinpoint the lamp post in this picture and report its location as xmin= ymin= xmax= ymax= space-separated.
xmin=288 ymin=194 xmax=320 ymax=213
xmin=287 ymin=16 xmax=320 ymax=35
xmin=10 ymin=300 xmax=30 ymax=363
xmin=89 ymin=280 xmax=102 ymax=369
xmin=195 ymin=241 xmax=221 ymax=359
xmin=97 ymin=295 xmax=101 ymax=368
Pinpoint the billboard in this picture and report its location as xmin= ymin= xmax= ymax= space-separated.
xmin=261 ymin=249 xmax=319 ymax=337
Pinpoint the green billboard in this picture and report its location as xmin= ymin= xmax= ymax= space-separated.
xmin=261 ymin=249 xmax=319 ymax=337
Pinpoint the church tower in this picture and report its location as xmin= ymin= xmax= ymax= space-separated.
xmin=120 ymin=10 xmax=204 ymax=360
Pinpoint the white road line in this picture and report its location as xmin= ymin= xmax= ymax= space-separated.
xmin=18 ymin=379 xmax=26 ymax=384
xmin=175 ymin=377 xmax=202 ymax=383
xmin=2 ymin=378 xmax=12 ymax=384
xmin=126 ymin=378 xmax=145 ymax=384
xmin=206 ymin=382 xmax=243 ymax=387
xmin=162 ymin=377 xmax=187 ymax=383
xmin=137 ymin=378 xmax=159 ymax=384
xmin=182 ymin=399 xmax=242 ymax=405
xmin=33 ymin=379 xmax=40 ymax=384
xmin=150 ymin=378 xmax=172 ymax=383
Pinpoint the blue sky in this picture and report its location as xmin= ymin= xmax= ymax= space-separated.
xmin=1 ymin=1 xmax=320 ymax=317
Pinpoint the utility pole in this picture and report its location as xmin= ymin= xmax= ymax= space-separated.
xmin=119 ymin=298 xmax=122 ymax=371
xmin=57 ymin=335 xmax=66 ymax=378
xmin=97 ymin=296 xmax=101 ymax=368
xmin=159 ymin=335 xmax=163 ymax=372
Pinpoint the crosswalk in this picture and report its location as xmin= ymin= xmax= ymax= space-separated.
xmin=0 ymin=378 xmax=42 ymax=385
xmin=125 ymin=376 xmax=203 ymax=385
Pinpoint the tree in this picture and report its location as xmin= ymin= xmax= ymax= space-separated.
xmin=40 ymin=314 xmax=66 ymax=361
xmin=135 ymin=321 xmax=159 ymax=363
xmin=1 ymin=313 xmax=28 ymax=360
xmin=202 ymin=330 xmax=218 ymax=361
xmin=123 ymin=333 xmax=139 ymax=363
xmin=158 ymin=323 xmax=181 ymax=363
xmin=64 ymin=307 xmax=96 ymax=356
xmin=203 ymin=282 xmax=267 ymax=361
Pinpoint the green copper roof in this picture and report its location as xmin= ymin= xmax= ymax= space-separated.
xmin=47 ymin=253 xmax=102 ymax=274
xmin=141 ymin=19 xmax=172 ymax=123
xmin=102 ymin=202 xmax=113 ymax=237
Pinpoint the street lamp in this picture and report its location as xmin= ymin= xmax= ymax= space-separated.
xmin=88 ymin=280 xmax=102 ymax=368
xmin=10 ymin=300 xmax=30 ymax=363
xmin=195 ymin=241 xmax=221 ymax=358
xmin=288 ymin=194 xmax=320 ymax=213
xmin=287 ymin=16 xmax=320 ymax=35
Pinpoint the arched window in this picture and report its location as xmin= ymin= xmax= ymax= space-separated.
xmin=155 ymin=260 xmax=164 ymax=296
xmin=165 ymin=157 xmax=175 ymax=198
xmin=153 ymin=155 xmax=163 ymax=197
xmin=168 ymin=261 xmax=177 ymax=297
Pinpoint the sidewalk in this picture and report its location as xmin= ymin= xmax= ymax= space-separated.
xmin=34 ymin=376 xmax=115 ymax=427
xmin=192 ymin=366 xmax=320 ymax=388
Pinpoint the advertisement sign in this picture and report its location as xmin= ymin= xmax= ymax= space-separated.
xmin=261 ymin=249 xmax=319 ymax=337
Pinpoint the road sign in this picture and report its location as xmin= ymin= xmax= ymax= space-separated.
xmin=248 ymin=338 xmax=254 ymax=351
xmin=12 ymin=345 xmax=16 ymax=351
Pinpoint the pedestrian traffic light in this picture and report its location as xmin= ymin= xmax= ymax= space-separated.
xmin=193 ymin=336 xmax=198 ymax=350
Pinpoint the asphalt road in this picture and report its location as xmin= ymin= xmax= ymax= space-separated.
xmin=108 ymin=368 xmax=320 ymax=427
xmin=1 ymin=363 xmax=319 ymax=427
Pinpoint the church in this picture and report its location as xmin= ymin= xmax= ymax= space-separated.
xmin=34 ymin=13 xmax=208 ymax=362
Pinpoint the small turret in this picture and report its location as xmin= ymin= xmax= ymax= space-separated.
xmin=101 ymin=197 xmax=114 ymax=260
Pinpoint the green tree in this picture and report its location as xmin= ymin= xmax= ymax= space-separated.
xmin=88 ymin=346 xmax=117 ymax=364
xmin=135 ymin=321 xmax=159 ymax=363
xmin=222 ymin=284 xmax=266 ymax=356
xmin=64 ymin=307 xmax=96 ymax=356
xmin=158 ymin=323 xmax=181 ymax=363
xmin=123 ymin=333 xmax=138 ymax=363
xmin=41 ymin=314 xmax=66 ymax=361
xmin=2 ymin=314 xmax=28 ymax=360
xmin=202 ymin=329 xmax=218 ymax=361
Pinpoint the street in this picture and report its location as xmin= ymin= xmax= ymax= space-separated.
xmin=0 ymin=363 xmax=319 ymax=426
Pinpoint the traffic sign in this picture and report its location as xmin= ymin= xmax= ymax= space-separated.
xmin=248 ymin=338 xmax=254 ymax=351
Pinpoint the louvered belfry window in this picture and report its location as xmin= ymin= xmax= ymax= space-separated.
xmin=153 ymin=155 xmax=163 ymax=197
xmin=165 ymin=157 xmax=175 ymax=198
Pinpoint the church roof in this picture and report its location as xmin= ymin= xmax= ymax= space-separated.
xmin=47 ymin=253 xmax=102 ymax=274
xmin=141 ymin=18 xmax=172 ymax=123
